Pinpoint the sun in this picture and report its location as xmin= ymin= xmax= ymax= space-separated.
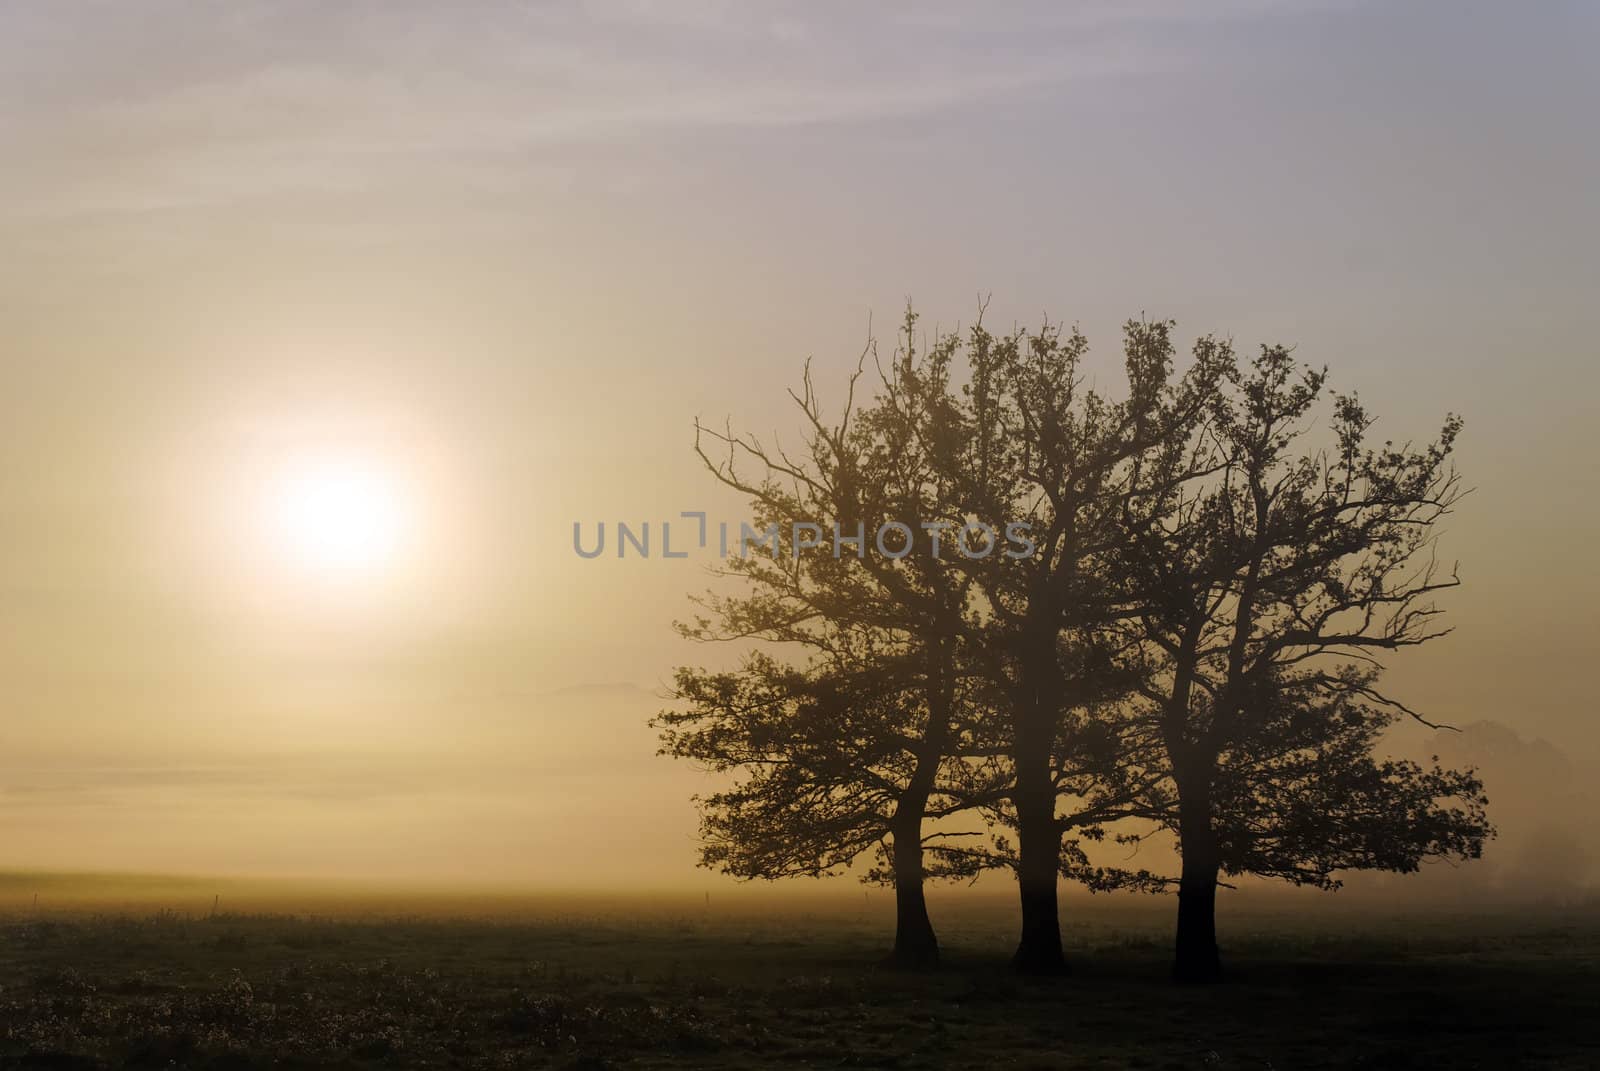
xmin=265 ymin=456 xmax=413 ymax=579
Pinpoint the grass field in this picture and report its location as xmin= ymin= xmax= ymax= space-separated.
xmin=1 ymin=879 xmax=1596 ymax=1070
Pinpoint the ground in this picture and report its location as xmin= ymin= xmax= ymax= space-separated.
xmin=0 ymin=884 xmax=1596 ymax=1069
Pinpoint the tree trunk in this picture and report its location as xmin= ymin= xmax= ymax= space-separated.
xmin=1011 ymin=640 xmax=1067 ymax=975
xmin=889 ymin=815 xmax=939 ymax=969
xmin=1012 ymin=747 xmax=1066 ymax=973
xmin=1173 ymin=790 xmax=1222 ymax=983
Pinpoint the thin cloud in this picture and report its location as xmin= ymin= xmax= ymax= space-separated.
xmin=0 ymin=0 xmax=1338 ymax=223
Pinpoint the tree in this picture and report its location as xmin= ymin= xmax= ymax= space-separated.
xmin=1121 ymin=343 xmax=1492 ymax=982
xmin=656 ymin=335 xmax=988 ymax=968
xmin=914 ymin=315 xmax=1221 ymax=971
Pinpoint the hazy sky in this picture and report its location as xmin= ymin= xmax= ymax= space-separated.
xmin=1 ymin=1 xmax=1596 ymax=884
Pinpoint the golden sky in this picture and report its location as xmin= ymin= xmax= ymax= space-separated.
xmin=1 ymin=1 xmax=1597 ymax=885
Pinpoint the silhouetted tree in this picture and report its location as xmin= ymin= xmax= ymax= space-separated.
xmin=913 ymin=315 xmax=1223 ymax=971
xmin=1120 ymin=344 xmax=1491 ymax=982
xmin=656 ymin=336 xmax=990 ymax=968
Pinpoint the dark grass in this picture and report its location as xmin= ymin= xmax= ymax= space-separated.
xmin=1 ymin=895 xmax=1597 ymax=1070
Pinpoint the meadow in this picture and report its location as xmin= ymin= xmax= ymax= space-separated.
xmin=1 ymin=876 xmax=1596 ymax=1070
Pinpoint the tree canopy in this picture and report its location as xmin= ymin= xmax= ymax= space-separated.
xmin=657 ymin=306 xmax=1491 ymax=980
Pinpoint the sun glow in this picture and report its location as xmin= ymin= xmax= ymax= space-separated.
xmin=265 ymin=457 xmax=414 ymax=580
